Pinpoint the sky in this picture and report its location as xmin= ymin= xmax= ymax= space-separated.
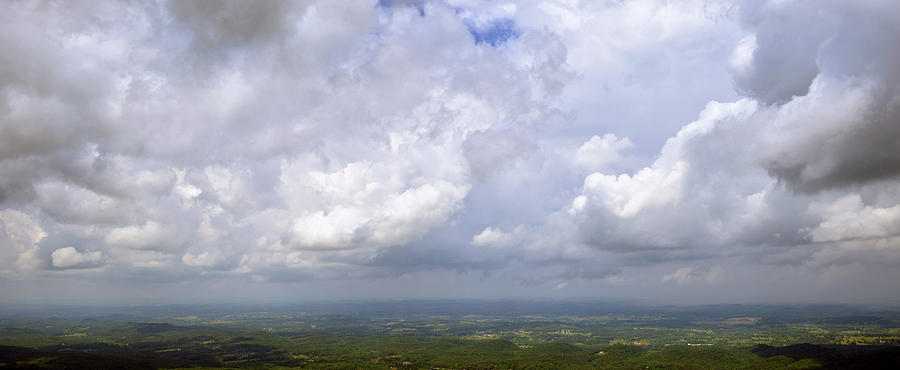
xmin=2 ymin=0 xmax=900 ymax=305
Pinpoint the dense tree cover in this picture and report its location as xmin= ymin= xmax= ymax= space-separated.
xmin=5 ymin=329 xmax=897 ymax=369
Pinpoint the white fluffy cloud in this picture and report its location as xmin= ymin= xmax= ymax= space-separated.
xmin=472 ymin=225 xmax=526 ymax=248
xmin=573 ymin=134 xmax=632 ymax=172
xmin=0 ymin=209 xmax=44 ymax=276
xmin=804 ymin=195 xmax=900 ymax=243
xmin=0 ymin=0 xmax=567 ymax=281
xmin=182 ymin=251 xmax=224 ymax=268
xmin=51 ymin=247 xmax=103 ymax=269
xmin=105 ymin=222 xmax=180 ymax=251
xmin=2 ymin=0 xmax=900 ymax=303
xmin=572 ymin=99 xmax=757 ymax=220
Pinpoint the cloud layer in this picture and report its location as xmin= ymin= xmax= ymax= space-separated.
xmin=2 ymin=0 xmax=900 ymax=303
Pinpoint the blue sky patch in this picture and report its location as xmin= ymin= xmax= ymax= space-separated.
xmin=378 ymin=0 xmax=426 ymax=17
xmin=467 ymin=18 xmax=518 ymax=47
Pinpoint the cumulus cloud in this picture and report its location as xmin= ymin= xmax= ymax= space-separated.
xmin=572 ymin=99 xmax=757 ymax=220
xmin=0 ymin=0 xmax=569 ymax=282
xmin=2 ymin=0 xmax=900 ymax=303
xmin=736 ymin=0 xmax=900 ymax=193
xmin=51 ymin=247 xmax=103 ymax=269
xmin=471 ymin=225 xmax=526 ymax=248
xmin=573 ymin=134 xmax=632 ymax=172
xmin=105 ymin=222 xmax=181 ymax=250
xmin=552 ymin=1 xmax=900 ymax=264
xmin=287 ymin=181 xmax=469 ymax=249
xmin=182 ymin=251 xmax=224 ymax=268
xmin=804 ymin=195 xmax=900 ymax=243
xmin=0 ymin=209 xmax=44 ymax=276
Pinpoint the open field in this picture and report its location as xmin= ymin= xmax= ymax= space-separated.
xmin=1 ymin=300 xmax=899 ymax=368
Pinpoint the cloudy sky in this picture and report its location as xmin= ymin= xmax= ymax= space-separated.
xmin=2 ymin=0 xmax=900 ymax=304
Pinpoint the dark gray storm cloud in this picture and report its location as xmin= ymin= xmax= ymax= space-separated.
xmin=736 ymin=0 xmax=900 ymax=193
xmin=1 ymin=0 xmax=900 ymax=303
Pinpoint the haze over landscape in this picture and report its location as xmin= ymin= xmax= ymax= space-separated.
xmin=3 ymin=0 xmax=900 ymax=305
